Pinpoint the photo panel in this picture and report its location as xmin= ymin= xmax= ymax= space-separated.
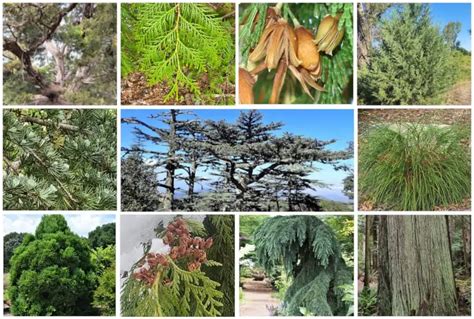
xmin=3 ymin=109 xmax=118 ymax=211
xmin=358 ymin=108 xmax=471 ymax=211
xmin=358 ymin=214 xmax=471 ymax=316
xmin=120 ymin=214 xmax=235 ymax=316
xmin=238 ymin=3 xmax=353 ymax=104
xmin=121 ymin=3 xmax=236 ymax=106
xmin=239 ymin=214 xmax=354 ymax=316
xmin=3 ymin=3 xmax=118 ymax=106
xmin=357 ymin=3 xmax=471 ymax=106
xmin=121 ymin=109 xmax=354 ymax=212
xmin=3 ymin=213 xmax=117 ymax=316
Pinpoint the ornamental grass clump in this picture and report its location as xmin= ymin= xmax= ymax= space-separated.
xmin=359 ymin=124 xmax=470 ymax=211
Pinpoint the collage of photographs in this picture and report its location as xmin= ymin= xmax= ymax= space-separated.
xmin=0 ymin=1 xmax=472 ymax=318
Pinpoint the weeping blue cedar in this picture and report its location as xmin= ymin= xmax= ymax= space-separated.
xmin=253 ymin=215 xmax=353 ymax=315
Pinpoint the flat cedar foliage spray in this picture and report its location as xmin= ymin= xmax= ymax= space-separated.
xmin=3 ymin=109 xmax=117 ymax=210
xmin=121 ymin=216 xmax=234 ymax=316
xmin=121 ymin=3 xmax=234 ymax=103
xmin=254 ymin=215 xmax=352 ymax=315
xmin=240 ymin=3 xmax=353 ymax=104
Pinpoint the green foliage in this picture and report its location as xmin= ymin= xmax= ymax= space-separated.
xmin=254 ymin=215 xmax=352 ymax=315
xmin=8 ymin=215 xmax=97 ymax=316
xmin=323 ymin=216 xmax=354 ymax=266
xmin=443 ymin=22 xmax=462 ymax=49
xmin=359 ymin=4 xmax=456 ymax=105
xmin=451 ymin=50 xmax=471 ymax=82
xmin=88 ymin=223 xmax=116 ymax=249
xmin=91 ymin=245 xmax=116 ymax=316
xmin=93 ymin=265 xmax=116 ymax=316
xmin=359 ymin=124 xmax=470 ymax=210
xmin=239 ymin=215 xmax=269 ymax=239
xmin=3 ymin=109 xmax=117 ymax=210
xmin=4 ymin=232 xmax=26 ymax=272
xmin=358 ymin=287 xmax=377 ymax=316
xmin=203 ymin=215 xmax=235 ymax=316
xmin=122 ymin=3 xmax=234 ymax=103
xmin=121 ymin=151 xmax=161 ymax=211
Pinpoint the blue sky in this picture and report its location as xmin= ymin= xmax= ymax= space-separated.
xmin=384 ymin=3 xmax=471 ymax=50
xmin=431 ymin=3 xmax=471 ymax=50
xmin=122 ymin=109 xmax=354 ymax=202
xmin=4 ymin=214 xmax=115 ymax=237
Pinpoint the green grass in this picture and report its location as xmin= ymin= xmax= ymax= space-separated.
xmin=452 ymin=51 xmax=471 ymax=83
xmin=359 ymin=124 xmax=470 ymax=211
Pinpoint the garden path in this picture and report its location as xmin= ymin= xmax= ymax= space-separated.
xmin=240 ymin=278 xmax=280 ymax=316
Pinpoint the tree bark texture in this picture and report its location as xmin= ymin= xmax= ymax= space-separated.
xmin=364 ymin=215 xmax=372 ymax=288
xmin=377 ymin=215 xmax=457 ymax=316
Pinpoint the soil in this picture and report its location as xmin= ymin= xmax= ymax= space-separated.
xmin=121 ymin=72 xmax=235 ymax=105
xmin=240 ymin=278 xmax=280 ymax=316
xmin=444 ymin=81 xmax=471 ymax=105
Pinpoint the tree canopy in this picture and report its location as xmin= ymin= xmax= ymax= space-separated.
xmin=3 ymin=3 xmax=117 ymax=105
xmin=88 ymin=223 xmax=116 ymax=249
xmin=8 ymin=215 xmax=97 ymax=316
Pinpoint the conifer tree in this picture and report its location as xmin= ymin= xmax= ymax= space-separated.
xmin=121 ymin=3 xmax=234 ymax=103
xmin=202 ymin=113 xmax=351 ymax=211
xmin=121 ymin=149 xmax=161 ymax=211
xmin=121 ymin=110 xmax=205 ymax=211
xmin=4 ymin=109 xmax=117 ymax=210
xmin=359 ymin=4 xmax=455 ymax=104
xmin=8 ymin=215 xmax=97 ymax=316
xmin=254 ymin=215 xmax=353 ymax=315
xmin=3 ymin=4 xmax=116 ymax=105
xmin=378 ymin=216 xmax=457 ymax=315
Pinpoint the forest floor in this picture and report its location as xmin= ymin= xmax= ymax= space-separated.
xmin=358 ymin=109 xmax=471 ymax=211
xmin=240 ymin=278 xmax=280 ymax=316
xmin=444 ymin=81 xmax=471 ymax=105
xmin=121 ymin=72 xmax=235 ymax=105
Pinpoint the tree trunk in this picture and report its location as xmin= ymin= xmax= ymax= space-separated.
xmin=377 ymin=216 xmax=458 ymax=316
xmin=187 ymin=159 xmax=197 ymax=201
xmin=462 ymin=216 xmax=471 ymax=274
xmin=364 ymin=215 xmax=372 ymax=288
xmin=357 ymin=5 xmax=372 ymax=68
xmin=163 ymin=110 xmax=177 ymax=210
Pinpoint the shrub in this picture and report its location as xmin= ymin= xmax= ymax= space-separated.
xmin=359 ymin=124 xmax=470 ymax=210
xmin=358 ymin=287 xmax=377 ymax=316
xmin=358 ymin=4 xmax=455 ymax=105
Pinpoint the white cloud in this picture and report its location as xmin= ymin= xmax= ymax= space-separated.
xmin=66 ymin=215 xmax=114 ymax=237
xmin=4 ymin=215 xmax=42 ymax=235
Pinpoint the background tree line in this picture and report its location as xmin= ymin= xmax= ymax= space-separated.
xmin=121 ymin=110 xmax=353 ymax=212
